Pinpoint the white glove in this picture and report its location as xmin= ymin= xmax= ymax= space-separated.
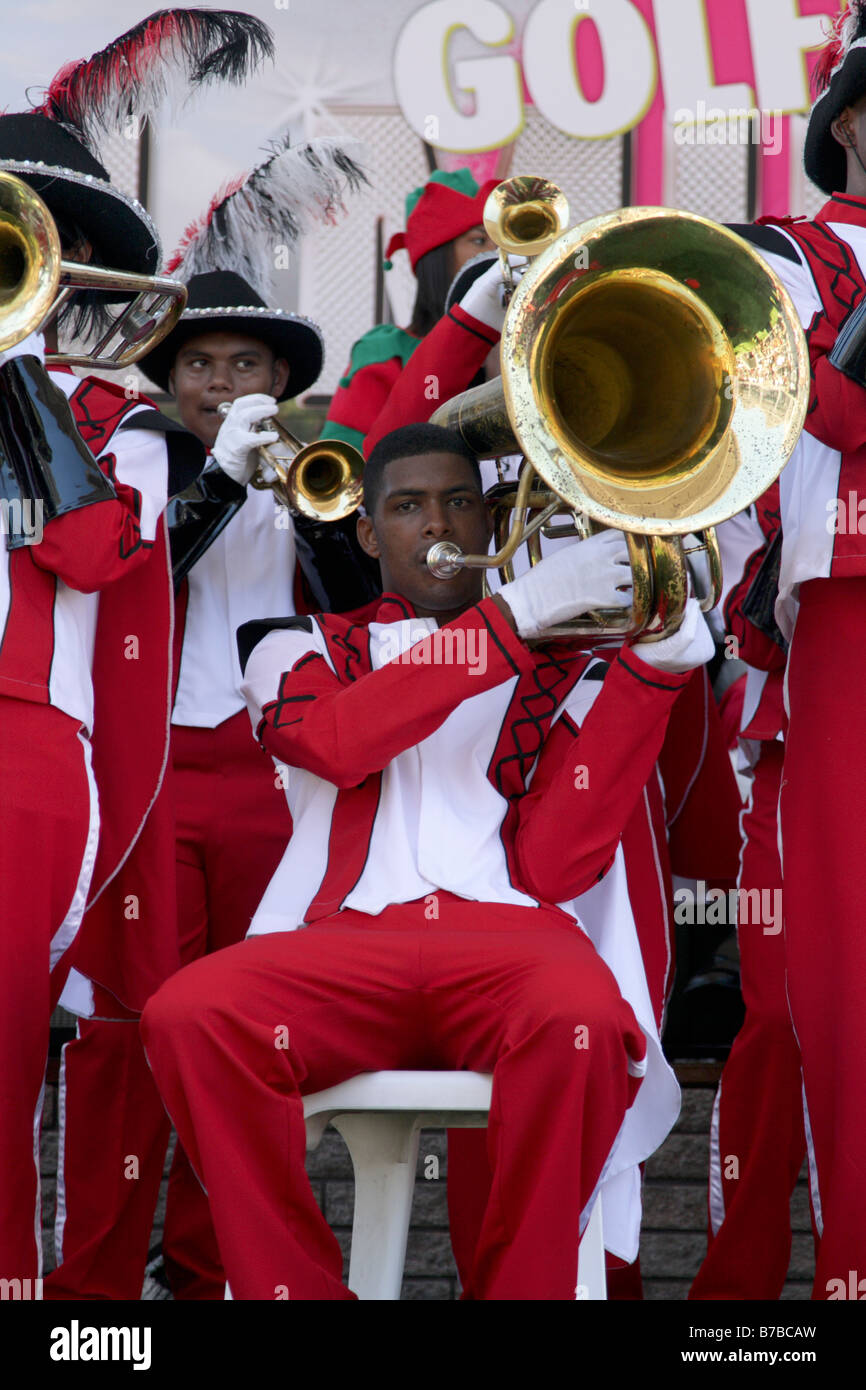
xmin=0 ymin=331 xmax=46 ymax=369
xmin=632 ymin=596 xmax=715 ymax=673
xmin=459 ymin=255 xmax=528 ymax=333
xmin=211 ymin=393 xmax=279 ymax=486
xmin=499 ymin=530 xmax=632 ymax=640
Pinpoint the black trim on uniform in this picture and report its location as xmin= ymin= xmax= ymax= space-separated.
xmin=446 ymin=306 xmax=498 ymax=345
xmin=829 ymin=291 xmax=866 ymax=385
xmin=292 ymin=509 xmax=382 ymax=615
xmin=617 ymin=650 xmax=689 ymax=692
xmin=480 ymin=607 xmax=521 ymax=677
xmin=0 ymin=357 xmax=118 ymax=550
xmin=830 ymin=192 xmax=866 ymax=211
xmin=237 ymin=615 xmax=314 ymax=675
xmin=377 ymin=595 xmax=413 ymax=620
xmin=167 ymin=461 xmax=247 ymax=590
xmin=726 ymin=223 xmax=802 ymax=264
xmin=117 ymin=409 xmax=206 ymax=498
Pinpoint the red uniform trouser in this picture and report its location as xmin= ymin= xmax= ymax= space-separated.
xmin=141 ymin=895 xmax=647 ymax=1301
xmin=46 ymin=711 xmax=290 ymax=1300
xmin=690 ymin=738 xmax=807 ymax=1299
xmin=0 ymin=701 xmax=94 ymax=1284
xmin=781 ymin=576 xmax=866 ymax=1299
xmin=447 ymin=782 xmax=673 ymax=1298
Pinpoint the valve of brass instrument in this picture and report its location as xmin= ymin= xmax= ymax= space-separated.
xmin=216 ymin=400 xmax=364 ymax=521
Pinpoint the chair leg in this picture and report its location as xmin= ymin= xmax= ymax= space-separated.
xmin=332 ymin=1113 xmax=421 ymax=1301
xmin=577 ymin=1199 xmax=607 ymax=1300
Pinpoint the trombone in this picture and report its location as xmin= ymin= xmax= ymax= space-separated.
xmin=426 ymin=177 xmax=810 ymax=641
xmin=0 ymin=170 xmax=186 ymax=366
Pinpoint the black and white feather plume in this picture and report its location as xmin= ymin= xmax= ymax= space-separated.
xmin=34 ymin=8 xmax=274 ymax=148
xmin=165 ymin=135 xmax=369 ymax=295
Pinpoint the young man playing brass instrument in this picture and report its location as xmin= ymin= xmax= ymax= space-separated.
xmin=141 ymin=422 xmax=713 ymax=1300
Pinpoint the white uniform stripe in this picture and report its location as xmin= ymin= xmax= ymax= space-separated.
xmin=801 ymin=1075 xmax=824 ymax=1241
xmin=173 ymin=488 xmax=297 ymax=728
xmin=85 ymin=518 xmax=174 ymax=915
xmin=54 ymin=1036 xmax=72 ymax=1267
xmin=643 ymin=776 xmax=672 ymax=1016
xmin=32 ymin=1073 xmax=46 ymax=1283
xmin=708 ymin=1080 xmax=725 ymax=1237
xmin=49 ymin=729 xmax=100 ymax=971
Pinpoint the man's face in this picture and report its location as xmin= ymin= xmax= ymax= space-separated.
xmin=169 ymin=331 xmax=289 ymax=448
xmin=358 ymin=452 xmax=491 ymax=616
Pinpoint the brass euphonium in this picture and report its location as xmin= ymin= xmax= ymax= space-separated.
xmin=426 ymin=178 xmax=810 ymax=640
xmin=216 ymin=403 xmax=364 ymax=520
xmin=0 ymin=170 xmax=186 ymax=366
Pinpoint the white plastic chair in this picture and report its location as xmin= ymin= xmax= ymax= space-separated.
xmin=226 ymin=1070 xmax=607 ymax=1300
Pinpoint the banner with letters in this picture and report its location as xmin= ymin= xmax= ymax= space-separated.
xmin=0 ymin=0 xmax=844 ymax=395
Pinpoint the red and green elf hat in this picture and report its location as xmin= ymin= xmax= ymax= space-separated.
xmin=384 ymin=168 xmax=499 ymax=270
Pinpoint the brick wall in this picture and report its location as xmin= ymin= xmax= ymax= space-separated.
xmin=39 ymin=1075 xmax=814 ymax=1299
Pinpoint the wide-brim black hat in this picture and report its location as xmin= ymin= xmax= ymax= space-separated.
xmin=0 ymin=113 xmax=160 ymax=274
xmin=805 ymin=8 xmax=866 ymax=196
xmin=139 ymin=270 xmax=324 ymax=401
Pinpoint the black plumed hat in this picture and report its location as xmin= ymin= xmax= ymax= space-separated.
xmin=0 ymin=112 xmax=160 ymax=274
xmin=138 ymin=270 xmax=324 ymax=400
xmin=805 ymin=2 xmax=866 ymax=195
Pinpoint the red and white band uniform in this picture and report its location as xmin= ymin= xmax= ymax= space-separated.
xmin=0 ymin=365 xmax=176 ymax=1284
xmin=690 ymin=485 xmax=814 ymax=1299
xmin=362 ymin=293 xmax=742 ymax=1291
xmin=141 ymin=591 xmax=702 ymax=1299
xmin=48 ymin=479 xmax=298 ymax=1300
xmin=733 ymin=198 xmax=866 ymax=1294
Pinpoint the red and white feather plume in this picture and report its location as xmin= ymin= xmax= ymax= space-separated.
xmin=814 ymin=1 xmax=866 ymax=95
xmin=34 ymin=8 xmax=274 ymax=147
xmin=164 ymin=135 xmax=369 ymax=296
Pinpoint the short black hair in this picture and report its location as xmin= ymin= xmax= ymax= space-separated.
xmin=363 ymin=422 xmax=482 ymax=515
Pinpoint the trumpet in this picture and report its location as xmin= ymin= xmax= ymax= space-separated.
xmin=214 ymin=401 xmax=380 ymax=614
xmin=215 ymin=402 xmax=364 ymax=520
xmin=0 ymin=170 xmax=186 ymax=367
xmin=426 ymin=177 xmax=810 ymax=641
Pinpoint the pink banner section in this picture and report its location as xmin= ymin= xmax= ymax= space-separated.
xmin=761 ymin=117 xmax=793 ymax=218
xmin=435 ymin=149 xmax=506 ymax=184
xmin=435 ymin=0 xmax=841 ymax=218
xmin=630 ymin=0 xmax=663 ymax=205
xmin=573 ymin=12 xmax=605 ymax=104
